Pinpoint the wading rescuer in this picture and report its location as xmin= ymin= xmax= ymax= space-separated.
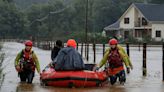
xmin=15 ymin=40 xmax=40 ymax=84
xmin=94 ymin=38 xmax=133 ymax=85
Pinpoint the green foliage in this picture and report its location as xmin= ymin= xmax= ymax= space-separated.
xmin=26 ymin=0 xmax=76 ymax=40
xmin=66 ymin=31 xmax=86 ymax=42
xmin=1 ymin=0 xmax=163 ymax=43
xmin=88 ymin=32 xmax=109 ymax=44
xmin=0 ymin=42 xmax=3 ymax=50
xmin=0 ymin=43 xmax=4 ymax=89
xmin=13 ymin=0 xmax=49 ymax=9
xmin=142 ymin=35 xmax=152 ymax=43
xmin=124 ymin=35 xmax=139 ymax=44
xmin=150 ymin=0 xmax=164 ymax=4
xmin=0 ymin=1 xmax=26 ymax=39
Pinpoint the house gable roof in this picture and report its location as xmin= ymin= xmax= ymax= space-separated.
xmin=134 ymin=3 xmax=164 ymax=22
xmin=118 ymin=4 xmax=134 ymax=22
xmin=104 ymin=21 xmax=120 ymax=31
xmin=104 ymin=3 xmax=164 ymax=31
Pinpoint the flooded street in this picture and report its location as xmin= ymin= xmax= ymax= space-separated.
xmin=1 ymin=42 xmax=164 ymax=92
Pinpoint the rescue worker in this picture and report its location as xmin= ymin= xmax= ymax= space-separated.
xmin=51 ymin=39 xmax=85 ymax=70
xmin=95 ymin=38 xmax=133 ymax=85
xmin=51 ymin=40 xmax=63 ymax=61
xmin=15 ymin=40 xmax=40 ymax=84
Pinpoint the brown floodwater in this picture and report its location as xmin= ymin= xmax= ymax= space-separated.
xmin=1 ymin=42 xmax=164 ymax=92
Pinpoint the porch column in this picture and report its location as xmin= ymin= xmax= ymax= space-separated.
xmin=132 ymin=29 xmax=135 ymax=38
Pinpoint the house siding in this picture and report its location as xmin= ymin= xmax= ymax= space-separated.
xmin=105 ymin=3 xmax=164 ymax=41
xmin=134 ymin=7 xmax=151 ymax=27
xmin=120 ymin=7 xmax=135 ymax=29
xmin=152 ymin=24 xmax=164 ymax=41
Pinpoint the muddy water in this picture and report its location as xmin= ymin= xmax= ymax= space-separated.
xmin=1 ymin=42 xmax=164 ymax=92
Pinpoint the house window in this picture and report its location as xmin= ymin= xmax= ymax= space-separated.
xmin=124 ymin=18 xmax=129 ymax=24
xmin=156 ymin=30 xmax=161 ymax=37
xmin=137 ymin=17 xmax=141 ymax=26
xmin=142 ymin=17 xmax=147 ymax=25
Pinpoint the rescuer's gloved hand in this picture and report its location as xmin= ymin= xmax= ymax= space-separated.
xmin=126 ymin=67 xmax=130 ymax=74
xmin=15 ymin=65 xmax=22 ymax=72
xmin=93 ymin=66 xmax=99 ymax=71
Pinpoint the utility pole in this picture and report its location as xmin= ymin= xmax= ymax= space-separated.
xmin=85 ymin=0 xmax=89 ymax=60
xmin=48 ymin=6 xmax=51 ymax=39
xmin=85 ymin=0 xmax=88 ymax=43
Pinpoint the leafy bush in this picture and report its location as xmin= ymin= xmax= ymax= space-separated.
xmin=0 ymin=43 xmax=4 ymax=89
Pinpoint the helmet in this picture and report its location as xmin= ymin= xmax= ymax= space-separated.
xmin=67 ymin=39 xmax=77 ymax=48
xmin=25 ymin=40 xmax=33 ymax=47
xmin=109 ymin=39 xmax=118 ymax=45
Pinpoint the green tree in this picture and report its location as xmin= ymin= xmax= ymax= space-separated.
xmin=0 ymin=1 xmax=26 ymax=39
xmin=150 ymin=0 xmax=164 ymax=4
xmin=7 ymin=0 xmax=147 ymax=42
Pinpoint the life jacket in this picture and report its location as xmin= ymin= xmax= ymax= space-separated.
xmin=20 ymin=50 xmax=35 ymax=71
xmin=108 ymin=48 xmax=123 ymax=69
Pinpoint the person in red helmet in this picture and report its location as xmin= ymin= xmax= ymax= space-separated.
xmin=51 ymin=39 xmax=85 ymax=70
xmin=94 ymin=38 xmax=133 ymax=85
xmin=15 ymin=40 xmax=40 ymax=84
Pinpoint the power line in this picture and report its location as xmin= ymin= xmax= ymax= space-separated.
xmin=28 ymin=1 xmax=72 ymax=26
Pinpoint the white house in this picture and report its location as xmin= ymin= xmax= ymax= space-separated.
xmin=104 ymin=3 xmax=164 ymax=41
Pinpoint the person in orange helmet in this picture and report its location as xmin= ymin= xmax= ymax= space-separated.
xmin=15 ymin=40 xmax=40 ymax=84
xmin=51 ymin=39 xmax=85 ymax=70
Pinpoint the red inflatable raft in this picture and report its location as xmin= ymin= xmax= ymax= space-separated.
xmin=40 ymin=65 xmax=108 ymax=87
